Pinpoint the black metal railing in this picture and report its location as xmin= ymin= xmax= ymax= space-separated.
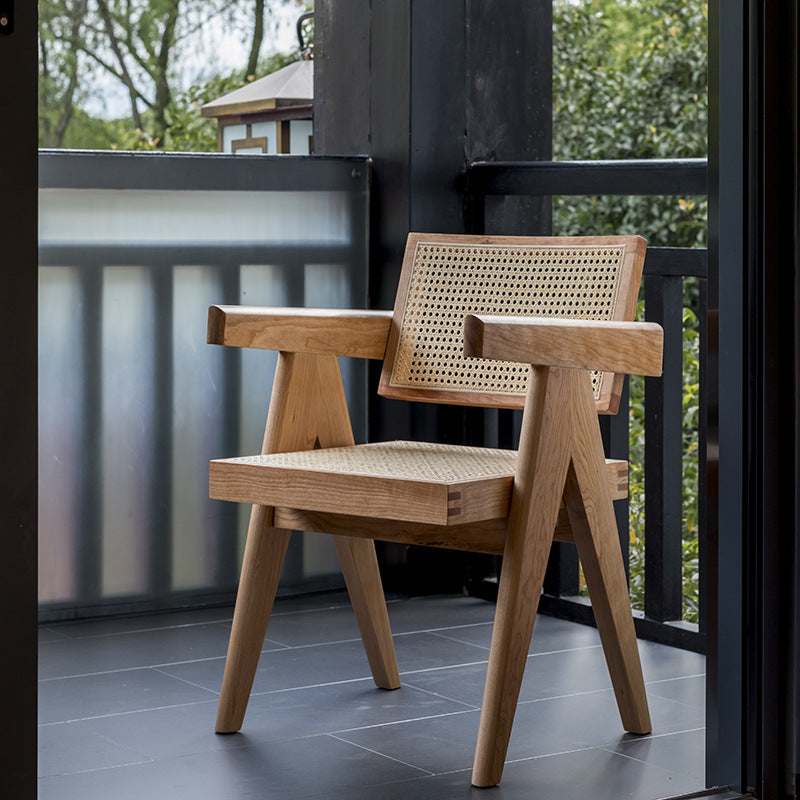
xmin=467 ymin=158 xmax=707 ymax=652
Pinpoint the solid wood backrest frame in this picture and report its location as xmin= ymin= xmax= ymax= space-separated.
xmin=378 ymin=233 xmax=647 ymax=414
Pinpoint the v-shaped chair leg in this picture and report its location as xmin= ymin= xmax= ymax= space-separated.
xmin=564 ymin=377 xmax=651 ymax=735
xmin=472 ymin=366 xmax=575 ymax=788
xmin=335 ymin=536 xmax=401 ymax=689
xmin=216 ymin=352 xmax=399 ymax=733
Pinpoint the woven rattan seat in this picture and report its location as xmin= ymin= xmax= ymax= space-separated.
xmin=211 ymin=440 xmax=628 ymax=527
xmin=206 ymin=233 xmax=663 ymax=788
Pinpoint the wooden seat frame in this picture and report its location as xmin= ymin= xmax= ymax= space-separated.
xmin=206 ymin=234 xmax=663 ymax=788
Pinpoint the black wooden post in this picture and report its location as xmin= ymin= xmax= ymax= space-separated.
xmin=0 ymin=1 xmax=38 ymax=796
xmin=644 ymin=274 xmax=684 ymax=622
xmin=315 ymin=0 xmax=553 ymax=593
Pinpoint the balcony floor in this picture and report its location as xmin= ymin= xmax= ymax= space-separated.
xmin=38 ymin=592 xmax=706 ymax=800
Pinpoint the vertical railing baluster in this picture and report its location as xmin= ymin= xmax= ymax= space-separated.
xmin=218 ymin=259 xmax=243 ymax=588
xmin=644 ymin=274 xmax=684 ymax=621
xmin=78 ymin=264 xmax=104 ymax=607
xmin=698 ymin=275 xmax=708 ymax=634
xmin=602 ymin=379 xmax=631 ymax=580
xmin=149 ymin=260 xmax=174 ymax=598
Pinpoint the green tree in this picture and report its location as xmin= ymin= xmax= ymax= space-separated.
xmin=39 ymin=0 xmax=90 ymax=147
xmin=38 ymin=0 xmax=301 ymax=149
xmin=552 ymin=0 xmax=707 ymax=621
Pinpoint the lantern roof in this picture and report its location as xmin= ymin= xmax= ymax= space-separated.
xmin=201 ymin=60 xmax=313 ymax=120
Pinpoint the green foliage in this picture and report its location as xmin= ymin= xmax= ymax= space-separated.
xmin=40 ymin=50 xmax=301 ymax=152
xmin=553 ymin=0 xmax=707 ymax=622
xmin=38 ymin=0 xmax=303 ymax=150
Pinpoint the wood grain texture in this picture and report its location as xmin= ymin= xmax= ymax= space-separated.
xmin=334 ymin=536 xmax=401 ymax=689
xmin=215 ymin=352 xmax=399 ymax=734
xmin=471 ymin=366 xmax=649 ymax=787
xmin=464 ymin=315 xmax=664 ymax=377
xmin=207 ymin=305 xmax=393 ymax=359
xmin=564 ymin=364 xmax=651 ymax=734
xmin=211 ymin=451 xmax=627 ymax=526
xmin=273 ymin=507 xmax=578 ymax=555
xmin=472 ymin=366 xmax=575 ymax=787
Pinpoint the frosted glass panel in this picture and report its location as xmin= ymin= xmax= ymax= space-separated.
xmin=171 ymin=265 xmax=229 ymax=590
xmin=39 ymin=189 xmax=351 ymax=246
xmin=101 ymin=267 xmax=155 ymax=596
xmin=238 ymin=264 xmax=287 ymax=452
xmin=38 ymin=153 xmax=369 ymax=617
xmin=38 ymin=267 xmax=83 ymax=602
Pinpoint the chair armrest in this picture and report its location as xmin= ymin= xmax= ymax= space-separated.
xmin=207 ymin=306 xmax=393 ymax=359
xmin=464 ymin=314 xmax=663 ymax=377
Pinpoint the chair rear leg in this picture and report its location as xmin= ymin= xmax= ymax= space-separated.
xmin=216 ymin=504 xmax=291 ymax=733
xmin=334 ymin=536 xmax=400 ymax=690
xmin=565 ymin=467 xmax=651 ymax=734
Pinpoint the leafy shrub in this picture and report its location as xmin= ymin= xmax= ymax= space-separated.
xmin=553 ymin=0 xmax=707 ymax=622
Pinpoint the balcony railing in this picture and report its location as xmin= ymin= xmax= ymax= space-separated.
xmin=38 ymin=150 xmax=371 ymax=620
xmin=38 ymin=150 xmax=706 ymax=652
xmin=467 ymin=158 xmax=707 ymax=652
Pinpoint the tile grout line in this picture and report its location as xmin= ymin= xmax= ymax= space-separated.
xmin=326 ymin=733 xmax=436 ymax=776
xmin=152 ymin=667 xmax=221 ymax=696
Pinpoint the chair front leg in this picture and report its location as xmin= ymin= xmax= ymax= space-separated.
xmin=216 ymin=504 xmax=290 ymax=732
xmin=471 ymin=366 xmax=574 ymax=788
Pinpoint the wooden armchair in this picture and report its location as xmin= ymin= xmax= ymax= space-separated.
xmin=207 ymin=233 xmax=663 ymax=787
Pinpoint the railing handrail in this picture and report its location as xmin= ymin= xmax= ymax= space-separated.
xmin=39 ymin=150 xmax=372 ymax=193
xmin=467 ymin=158 xmax=707 ymax=197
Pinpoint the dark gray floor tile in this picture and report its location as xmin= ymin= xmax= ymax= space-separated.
xmin=404 ymin=645 xmax=611 ymax=706
xmin=385 ymin=595 xmax=497 ymax=634
xmin=37 ymin=733 xmax=426 ymax=800
xmin=161 ymin=631 xmax=490 ymax=695
xmin=38 ymin=626 xmax=72 ymax=644
xmin=38 ymin=597 xmax=706 ymax=800
xmin=263 ymin=604 xmax=364 ymax=647
xmin=310 ymin=746 xmax=705 ymax=800
xmin=429 ymin=613 xmax=604 ymax=654
xmin=38 ymin=721 xmax=153 ymax=778
xmin=638 ymin=639 xmax=706 ymax=682
xmin=496 ymin=745 xmax=703 ymax=800
xmin=647 ymin=674 xmax=706 ymax=708
xmin=44 ymin=606 xmax=235 ymax=638
xmin=39 ymin=667 xmax=218 ymax=724
xmin=273 ymin=590 xmax=354 ymax=614
xmin=609 ymin=727 xmax=706 ymax=780
xmin=41 ymin=699 xmax=226 ymax=764
xmin=336 ymin=690 xmax=703 ymax=775
xmin=72 ymin=679 xmax=471 ymax=761
xmin=38 ymin=622 xmax=285 ymax=680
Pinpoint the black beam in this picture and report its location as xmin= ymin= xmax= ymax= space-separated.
xmin=645 ymin=247 xmax=708 ymax=279
xmin=0 ymin=1 xmax=38 ymax=796
xmin=707 ymin=0 xmax=748 ymax=792
xmin=753 ymin=3 xmax=798 ymax=799
xmin=39 ymin=151 xmax=371 ymax=192
xmin=468 ymin=158 xmax=707 ymax=197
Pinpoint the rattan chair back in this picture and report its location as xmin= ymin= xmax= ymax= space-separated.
xmin=378 ymin=233 xmax=647 ymax=414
